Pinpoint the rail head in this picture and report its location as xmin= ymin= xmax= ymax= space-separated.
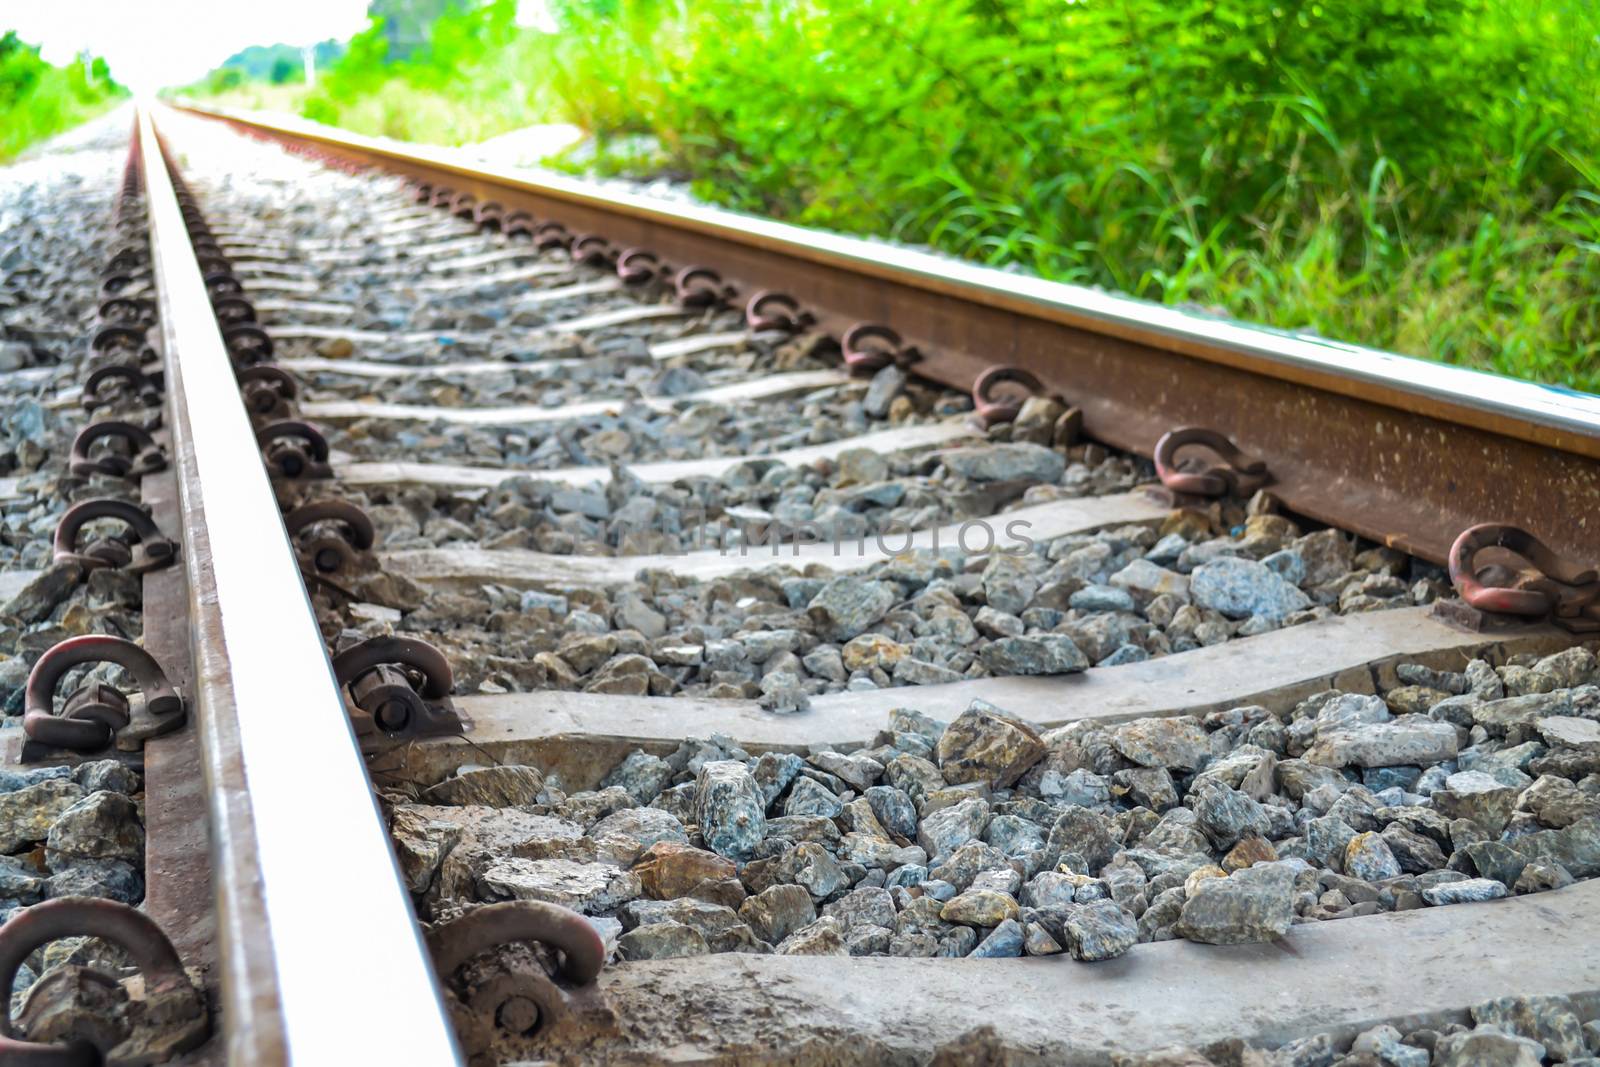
xmin=138 ymin=105 xmax=462 ymax=1065
xmin=169 ymin=98 xmax=1600 ymax=457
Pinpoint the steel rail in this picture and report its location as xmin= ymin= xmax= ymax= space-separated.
xmin=167 ymin=101 xmax=1600 ymax=569
xmin=138 ymin=105 xmax=463 ymax=1065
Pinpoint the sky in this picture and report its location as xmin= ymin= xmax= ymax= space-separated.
xmin=0 ymin=0 xmax=379 ymax=91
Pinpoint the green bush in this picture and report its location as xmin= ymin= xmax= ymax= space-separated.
xmin=194 ymin=0 xmax=1598 ymax=389
xmin=541 ymin=0 xmax=1600 ymax=390
xmin=0 ymin=32 xmax=125 ymax=161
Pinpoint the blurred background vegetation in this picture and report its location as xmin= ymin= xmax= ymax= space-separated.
xmin=88 ymin=0 xmax=1600 ymax=390
xmin=0 ymin=32 xmax=125 ymax=161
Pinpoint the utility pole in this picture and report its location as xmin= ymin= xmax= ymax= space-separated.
xmin=302 ymin=45 xmax=316 ymax=87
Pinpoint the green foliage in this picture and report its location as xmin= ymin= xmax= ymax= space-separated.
xmin=537 ymin=0 xmax=1600 ymax=390
xmin=0 ymin=32 xmax=125 ymax=161
xmin=300 ymin=0 xmax=560 ymax=143
xmin=183 ymin=0 xmax=1600 ymax=389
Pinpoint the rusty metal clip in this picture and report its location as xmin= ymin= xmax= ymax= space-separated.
xmin=203 ymin=272 xmax=244 ymax=299
xmin=1448 ymin=524 xmax=1600 ymax=633
xmin=504 ymin=210 xmax=535 ymax=239
xmin=473 ymin=201 xmax=505 ymax=231
xmin=570 ymin=233 xmax=615 ymax=268
xmin=104 ymin=246 xmax=147 ymax=274
xmin=971 ymin=365 xmax=1050 ymax=428
xmin=223 ymin=323 xmax=274 ymax=365
xmin=0 ymin=897 xmax=209 ymax=1066
xmin=24 ymin=635 xmax=184 ymax=753
xmin=98 ymin=273 xmax=140 ymax=300
xmin=449 ymin=192 xmax=479 ymax=220
xmin=615 ymin=248 xmax=661 ymax=285
xmin=744 ymin=290 xmax=813 ymax=333
xmin=236 ymin=364 xmax=298 ymax=423
xmin=842 ymin=323 xmax=919 ymax=375
xmin=427 ymin=901 xmax=604 ymax=1051
xmin=90 ymin=325 xmax=145 ymax=356
xmin=256 ymin=420 xmax=332 ymax=481
xmin=68 ymin=421 xmax=167 ymax=480
xmin=429 ymin=186 xmax=457 ymax=208
xmin=1153 ymin=426 xmax=1270 ymax=497
xmin=210 ymin=295 xmax=256 ymax=327
xmin=672 ymin=266 xmax=735 ymax=308
xmin=285 ymin=499 xmax=374 ymax=576
xmin=332 ymin=636 xmax=465 ymax=750
xmin=53 ymin=499 xmax=177 ymax=574
xmin=411 ymin=181 xmax=434 ymax=203
xmin=96 ymin=296 xmax=152 ymax=326
xmin=81 ymin=365 xmax=161 ymax=413
xmin=532 ymin=221 xmax=571 ymax=253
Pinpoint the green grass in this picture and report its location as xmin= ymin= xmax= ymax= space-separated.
xmin=0 ymin=32 xmax=125 ymax=161
xmin=183 ymin=0 xmax=1600 ymax=391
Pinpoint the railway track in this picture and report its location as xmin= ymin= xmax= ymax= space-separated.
xmin=0 ymin=101 xmax=1597 ymax=1065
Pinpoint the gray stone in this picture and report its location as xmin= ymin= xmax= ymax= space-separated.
xmin=1054 ymin=899 xmax=1138 ymax=961
xmin=935 ymin=700 xmax=1047 ymax=788
xmin=1539 ymin=716 xmax=1600 ymax=750
xmin=1109 ymin=559 xmax=1191 ymax=603
xmin=1433 ymin=771 xmax=1520 ymax=833
xmin=1191 ymin=782 xmax=1270 ymax=850
xmin=1 ymin=563 xmax=81 ymax=624
xmin=807 ymin=578 xmax=897 ymax=640
xmin=1421 ymin=878 xmax=1509 ymax=905
xmin=0 ymin=780 xmax=84 ymax=852
xmin=784 ymin=777 xmax=845 ymax=819
xmin=616 ymin=921 xmax=709 ymax=960
xmin=71 ymin=761 xmax=140 ymax=796
xmin=423 ymin=765 xmax=545 ymax=806
xmin=477 ymin=857 xmax=640 ymax=914
xmin=865 ymin=786 xmax=917 ymax=839
xmin=941 ymin=443 xmax=1066 ymax=483
xmin=1305 ymin=720 xmax=1459 ymax=768
xmin=863 ymin=364 xmax=908 ymax=418
xmin=696 ymin=760 xmax=767 ymax=860
xmin=44 ymin=791 xmax=143 ymax=865
xmin=601 ymin=750 xmax=675 ymax=805
xmin=770 ymin=842 xmax=850 ymax=900
xmin=917 ymin=798 xmax=991 ymax=860
xmin=1176 ymin=862 xmax=1295 ymax=944
xmin=970 ymin=917 xmax=1025 ymax=957
xmin=588 ymin=807 xmax=688 ymax=856
xmin=620 ymin=897 xmax=762 ymax=952
xmin=978 ymin=635 xmax=1089 ymax=676
xmin=46 ymin=859 xmax=143 ymax=905
xmin=1189 ymin=557 xmax=1312 ymax=620
xmin=1070 ymin=584 xmax=1138 ymax=613
xmin=1343 ymin=831 xmax=1403 ymax=881
xmin=1472 ymin=994 xmax=1586 ymax=1062
xmin=1112 ymin=717 xmax=1210 ymax=771
xmin=775 ymin=916 xmax=849 ymax=956
xmin=1434 ymin=1026 xmax=1546 ymax=1067
xmin=739 ymin=884 xmax=816 ymax=944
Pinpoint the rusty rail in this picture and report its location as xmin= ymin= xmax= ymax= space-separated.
xmin=167 ymin=100 xmax=1600 ymax=568
xmin=136 ymin=106 xmax=463 ymax=1064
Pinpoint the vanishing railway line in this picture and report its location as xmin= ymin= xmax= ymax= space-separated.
xmin=0 ymin=102 xmax=1597 ymax=1065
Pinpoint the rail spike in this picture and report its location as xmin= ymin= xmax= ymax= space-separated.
xmin=53 ymin=498 xmax=178 ymax=575
xmin=842 ymin=323 xmax=920 ymax=376
xmin=0 ymin=897 xmax=209 ymax=1064
xmin=69 ymin=421 xmax=168 ymax=480
xmin=332 ymin=636 xmax=466 ymax=751
xmin=23 ymin=635 xmax=185 ymax=755
xmin=1448 ymin=523 xmax=1600 ymax=633
xmin=285 ymin=499 xmax=375 ymax=577
xmin=1153 ymin=426 xmax=1270 ymax=498
xmin=256 ymin=419 xmax=332 ymax=481
xmin=427 ymin=900 xmax=605 ymax=1054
